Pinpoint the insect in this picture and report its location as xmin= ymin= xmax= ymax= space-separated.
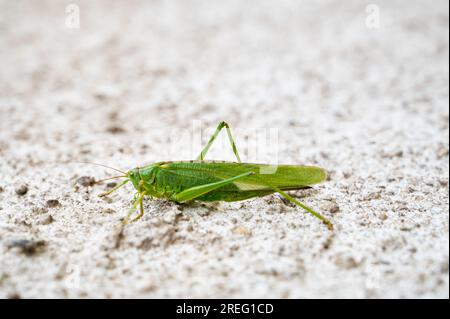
xmin=98 ymin=121 xmax=333 ymax=230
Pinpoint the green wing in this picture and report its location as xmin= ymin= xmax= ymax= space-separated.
xmin=233 ymin=164 xmax=326 ymax=191
xmin=159 ymin=161 xmax=327 ymax=191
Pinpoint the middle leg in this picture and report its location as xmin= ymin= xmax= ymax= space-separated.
xmin=123 ymin=191 xmax=146 ymax=224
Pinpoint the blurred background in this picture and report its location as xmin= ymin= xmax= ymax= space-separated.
xmin=0 ymin=0 xmax=448 ymax=298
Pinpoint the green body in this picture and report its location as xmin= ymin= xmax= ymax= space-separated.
xmin=128 ymin=160 xmax=327 ymax=202
xmin=100 ymin=121 xmax=332 ymax=230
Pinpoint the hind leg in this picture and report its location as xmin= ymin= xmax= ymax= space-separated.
xmin=197 ymin=121 xmax=242 ymax=162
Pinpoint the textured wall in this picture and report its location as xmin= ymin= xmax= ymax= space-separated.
xmin=0 ymin=0 xmax=448 ymax=298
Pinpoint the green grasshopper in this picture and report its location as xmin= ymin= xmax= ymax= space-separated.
xmin=99 ymin=122 xmax=333 ymax=230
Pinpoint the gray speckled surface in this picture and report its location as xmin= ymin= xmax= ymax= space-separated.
xmin=0 ymin=0 xmax=448 ymax=298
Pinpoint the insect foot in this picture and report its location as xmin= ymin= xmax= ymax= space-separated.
xmin=324 ymin=220 xmax=334 ymax=231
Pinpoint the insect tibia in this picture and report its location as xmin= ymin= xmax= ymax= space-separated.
xmin=98 ymin=179 xmax=129 ymax=197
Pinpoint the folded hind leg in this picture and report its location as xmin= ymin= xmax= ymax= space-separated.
xmin=197 ymin=121 xmax=242 ymax=163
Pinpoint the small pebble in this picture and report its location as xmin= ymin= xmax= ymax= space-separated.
xmin=77 ymin=176 xmax=96 ymax=187
xmin=46 ymin=199 xmax=60 ymax=208
xmin=106 ymin=125 xmax=125 ymax=134
xmin=438 ymin=179 xmax=448 ymax=187
xmin=0 ymin=186 xmax=4 ymax=192
xmin=6 ymin=239 xmax=46 ymax=256
xmin=15 ymin=185 xmax=28 ymax=196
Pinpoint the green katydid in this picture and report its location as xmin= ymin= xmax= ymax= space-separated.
xmin=98 ymin=121 xmax=333 ymax=230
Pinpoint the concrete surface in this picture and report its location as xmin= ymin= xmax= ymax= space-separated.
xmin=0 ymin=0 xmax=448 ymax=298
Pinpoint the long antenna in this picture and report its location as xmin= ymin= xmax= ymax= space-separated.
xmin=95 ymin=175 xmax=127 ymax=184
xmin=70 ymin=161 xmax=127 ymax=174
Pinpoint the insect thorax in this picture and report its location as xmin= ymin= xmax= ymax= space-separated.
xmin=128 ymin=165 xmax=178 ymax=199
xmin=128 ymin=166 xmax=154 ymax=191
